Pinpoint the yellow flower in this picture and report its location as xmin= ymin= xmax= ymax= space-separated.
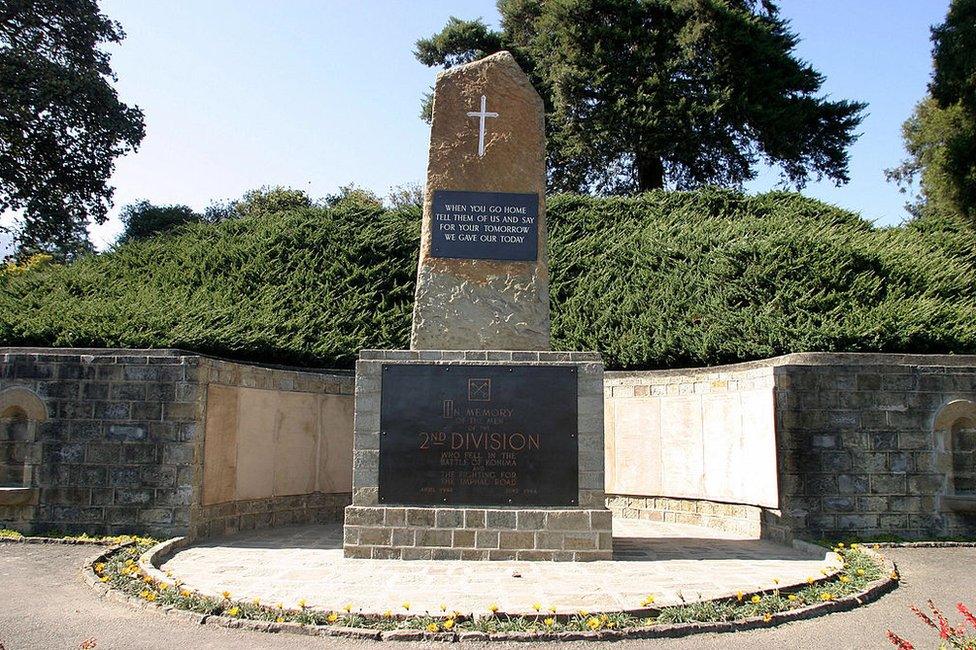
xmin=820 ymin=593 xmax=834 ymax=601
xmin=125 ymin=559 xmax=135 ymax=566
xmin=440 ymin=603 xmax=447 ymax=612
xmin=750 ymin=595 xmax=761 ymax=604
xmin=327 ymin=613 xmax=338 ymax=623
xmin=99 ymin=576 xmax=109 ymax=583
xmin=488 ymin=603 xmax=499 ymax=614
xmin=402 ymin=601 xmax=411 ymax=611
xmin=159 ymin=583 xmax=169 ymax=591
xmin=383 ymin=610 xmax=392 ymax=618
xmin=788 ymin=594 xmax=797 ymax=602
xmin=763 ymin=613 xmax=772 ymax=623
xmin=275 ymin=602 xmax=283 ymax=610
xmin=839 ymin=575 xmax=851 ymax=583
xmin=736 ymin=591 xmax=743 ymax=602
xmin=342 ymin=603 xmax=352 ymax=613
xmin=544 ymin=617 xmax=555 ymax=627
xmin=298 ymin=599 xmax=307 ymax=609
xmin=143 ymin=576 xmax=153 ymax=584
xmin=532 ymin=602 xmax=541 ymax=612
xmin=252 ymin=598 xmax=261 ymax=606
xmin=94 ymin=562 xmax=105 ymax=573
xmin=641 ymin=594 xmax=655 ymax=606
xmin=890 ymin=571 xmax=899 ymax=581
xmin=806 ymin=577 xmax=814 ymax=585
xmin=275 ymin=616 xmax=284 ymax=623
xmin=548 ymin=606 xmax=557 ymax=614
xmin=873 ymin=544 xmax=880 ymax=550
xmin=180 ymin=589 xmax=191 ymax=598
xmin=586 ymin=617 xmax=602 ymax=631
xmin=578 ymin=609 xmax=589 ymax=617
xmin=426 ymin=623 xmax=439 ymax=633
xmin=856 ymin=569 xmax=865 ymax=577
xmin=851 ymin=543 xmax=859 ymax=550
xmin=772 ymin=578 xmax=779 ymax=585
xmin=836 ymin=542 xmax=845 ymax=548
xmin=221 ymin=591 xmax=231 ymax=600
xmin=443 ymin=618 xmax=455 ymax=630
xmin=228 ymin=607 xmax=240 ymax=617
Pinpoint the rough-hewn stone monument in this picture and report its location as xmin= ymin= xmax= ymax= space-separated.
xmin=344 ymin=52 xmax=611 ymax=561
xmin=410 ymin=51 xmax=549 ymax=351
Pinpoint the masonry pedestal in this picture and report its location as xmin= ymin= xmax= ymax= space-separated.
xmin=343 ymin=350 xmax=611 ymax=561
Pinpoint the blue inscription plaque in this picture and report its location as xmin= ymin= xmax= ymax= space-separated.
xmin=430 ymin=190 xmax=539 ymax=261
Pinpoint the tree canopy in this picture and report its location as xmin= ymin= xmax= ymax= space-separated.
xmin=117 ymin=201 xmax=202 ymax=244
xmin=0 ymin=0 xmax=144 ymax=260
xmin=415 ymin=0 xmax=866 ymax=194
xmin=888 ymin=0 xmax=976 ymax=223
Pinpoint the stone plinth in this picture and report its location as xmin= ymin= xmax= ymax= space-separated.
xmin=345 ymin=349 xmax=610 ymax=561
xmin=410 ymin=51 xmax=549 ymax=351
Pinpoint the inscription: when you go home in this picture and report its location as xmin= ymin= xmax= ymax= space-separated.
xmin=430 ymin=189 xmax=539 ymax=261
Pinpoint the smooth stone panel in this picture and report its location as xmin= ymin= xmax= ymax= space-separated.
xmin=201 ymin=384 xmax=238 ymax=506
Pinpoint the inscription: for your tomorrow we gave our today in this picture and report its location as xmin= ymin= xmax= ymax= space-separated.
xmin=430 ymin=189 xmax=539 ymax=261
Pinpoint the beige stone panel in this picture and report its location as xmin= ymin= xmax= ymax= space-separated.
xmin=610 ymin=398 xmax=662 ymax=496
xmin=739 ymin=389 xmax=778 ymax=508
xmin=317 ymin=393 xmax=354 ymax=493
xmin=701 ymin=394 xmax=743 ymax=503
xmin=235 ymin=387 xmax=279 ymax=500
xmin=202 ymin=384 xmax=238 ymax=506
xmin=411 ymin=51 xmax=549 ymax=350
xmin=603 ymin=398 xmax=615 ymax=491
xmin=659 ymin=396 xmax=704 ymax=499
xmin=273 ymin=392 xmax=319 ymax=496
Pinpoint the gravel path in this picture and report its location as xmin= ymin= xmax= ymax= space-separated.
xmin=0 ymin=542 xmax=972 ymax=649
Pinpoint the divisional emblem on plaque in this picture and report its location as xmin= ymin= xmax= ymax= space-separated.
xmin=468 ymin=378 xmax=491 ymax=401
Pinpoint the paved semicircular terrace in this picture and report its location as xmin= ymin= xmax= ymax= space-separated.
xmin=161 ymin=519 xmax=840 ymax=616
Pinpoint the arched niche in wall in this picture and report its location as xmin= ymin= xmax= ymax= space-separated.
xmin=0 ymin=387 xmax=47 ymax=495
xmin=935 ymin=399 xmax=976 ymax=512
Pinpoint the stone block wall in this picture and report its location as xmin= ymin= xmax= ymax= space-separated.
xmin=0 ymin=349 xmax=200 ymax=537
xmin=773 ymin=353 xmax=976 ymax=541
xmin=344 ymin=505 xmax=612 ymax=560
xmin=0 ymin=348 xmax=354 ymax=539
xmin=606 ymin=496 xmax=761 ymax=537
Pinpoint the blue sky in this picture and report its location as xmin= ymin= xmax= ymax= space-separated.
xmin=15 ymin=1 xmax=955 ymax=249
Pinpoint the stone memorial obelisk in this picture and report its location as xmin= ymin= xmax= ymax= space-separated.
xmin=411 ymin=51 xmax=549 ymax=351
xmin=344 ymin=52 xmax=611 ymax=561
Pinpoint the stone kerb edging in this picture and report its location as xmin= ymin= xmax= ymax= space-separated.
xmin=79 ymin=539 xmax=901 ymax=642
xmin=0 ymin=535 xmax=119 ymax=546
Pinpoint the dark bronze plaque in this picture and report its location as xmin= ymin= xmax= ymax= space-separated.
xmin=430 ymin=190 xmax=539 ymax=261
xmin=379 ymin=364 xmax=578 ymax=506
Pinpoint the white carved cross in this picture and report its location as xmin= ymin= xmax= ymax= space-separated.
xmin=466 ymin=94 xmax=498 ymax=158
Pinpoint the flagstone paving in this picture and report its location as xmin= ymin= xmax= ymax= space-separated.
xmin=160 ymin=519 xmax=840 ymax=616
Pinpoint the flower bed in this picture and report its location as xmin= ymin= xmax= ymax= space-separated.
xmin=84 ymin=540 xmax=899 ymax=641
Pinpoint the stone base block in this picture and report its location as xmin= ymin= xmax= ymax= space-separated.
xmin=343 ymin=505 xmax=612 ymax=561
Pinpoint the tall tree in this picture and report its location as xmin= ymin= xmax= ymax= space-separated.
xmin=416 ymin=0 xmax=866 ymax=194
xmin=0 ymin=0 xmax=145 ymax=259
xmin=888 ymin=0 xmax=976 ymax=223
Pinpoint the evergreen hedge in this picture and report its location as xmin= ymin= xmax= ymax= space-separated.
xmin=2 ymin=189 xmax=975 ymax=370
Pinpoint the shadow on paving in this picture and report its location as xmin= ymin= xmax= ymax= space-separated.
xmin=612 ymin=536 xmax=817 ymax=562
